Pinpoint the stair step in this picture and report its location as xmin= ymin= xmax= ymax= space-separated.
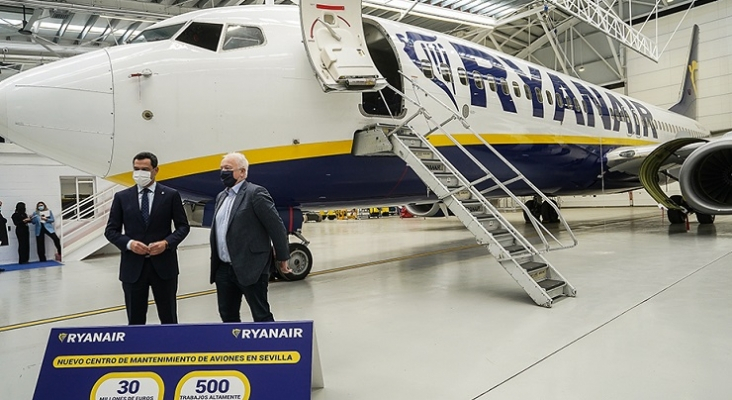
xmin=412 ymin=149 xmax=434 ymax=160
xmin=454 ymin=190 xmax=472 ymax=201
xmin=422 ymin=160 xmax=446 ymax=173
xmin=462 ymin=201 xmax=487 ymax=215
xmin=434 ymin=173 xmax=460 ymax=188
xmin=538 ymin=279 xmax=565 ymax=291
xmin=504 ymin=244 xmax=526 ymax=253
xmin=523 ymin=261 xmax=549 ymax=281
xmin=478 ymin=217 xmax=501 ymax=232
xmin=396 ymin=135 xmax=425 ymax=148
xmin=521 ymin=261 xmax=547 ymax=272
xmin=538 ymin=279 xmax=566 ymax=298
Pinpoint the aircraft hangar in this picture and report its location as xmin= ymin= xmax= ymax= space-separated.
xmin=0 ymin=0 xmax=731 ymax=399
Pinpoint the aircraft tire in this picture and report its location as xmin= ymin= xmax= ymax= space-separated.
xmin=540 ymin=200 xmax=559 ymax=223
xmin=696 ymin=213 xmax=716 ymax=224
xmin=523 ymin=200 xmax=541 ymax=223
xmin=279 ymin=243 xmax=313 ymax=281
xmin=668 ymin=195 xmax=687 ymax=224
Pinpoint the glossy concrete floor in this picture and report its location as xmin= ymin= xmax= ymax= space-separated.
xmin=1 ymin=207 xmax=732 ymax=399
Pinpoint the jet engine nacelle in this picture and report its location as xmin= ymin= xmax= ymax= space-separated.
xmin=405 ymin=203 xmax=443 ymax=217
xmin=679 ymin=138 xmax=732 ymax=215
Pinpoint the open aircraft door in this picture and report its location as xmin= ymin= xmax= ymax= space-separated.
xmin=300 ymin=0 xmax=387 ymax=92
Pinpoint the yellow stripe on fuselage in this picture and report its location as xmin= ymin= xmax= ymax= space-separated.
xmin=107 ymin=133 xmax=656 ymax=184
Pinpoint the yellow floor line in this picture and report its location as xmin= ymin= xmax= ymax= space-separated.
xmin=0 ymin=243 xmax=481 ymax=333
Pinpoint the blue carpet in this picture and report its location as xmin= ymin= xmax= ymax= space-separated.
xmin=0 ymin=260 xmax=63 ymax=272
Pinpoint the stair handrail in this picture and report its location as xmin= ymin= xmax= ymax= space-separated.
xmin=381 ymin=75 xmax=578 ymax=252
xmin=61 ymin=184 xmax=124 ymax=251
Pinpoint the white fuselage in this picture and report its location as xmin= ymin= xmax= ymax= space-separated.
xmin=0 ymin=6 xmax=710 ymax=208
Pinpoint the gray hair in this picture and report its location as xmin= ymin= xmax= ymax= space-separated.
xmin=223 ymin=152 xmax=249 ymax=178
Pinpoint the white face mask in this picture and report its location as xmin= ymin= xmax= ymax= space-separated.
xmin=132 ymin=170 xmax=152 ymax=187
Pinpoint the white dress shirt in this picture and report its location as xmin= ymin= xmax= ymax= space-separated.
xmin=215 ymin=180 xmax=245 ymax=263
xmin=126 ymin=182 xmax=157 ymax=251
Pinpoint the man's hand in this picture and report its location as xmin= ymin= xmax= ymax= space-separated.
xmin=278 ymin=260 xmax=292 ymax=275
xmin=148 ymin=241 xmax=168 ymax=256
xmin=129 ymin=240 xmax=150 ymax=255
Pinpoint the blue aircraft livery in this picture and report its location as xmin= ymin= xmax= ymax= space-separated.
xmin=398 ymin=30 xmax=658 ymax=139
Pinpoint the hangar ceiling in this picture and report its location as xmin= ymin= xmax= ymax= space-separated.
xmin=0 ymin=0 xmax=704 ymax=87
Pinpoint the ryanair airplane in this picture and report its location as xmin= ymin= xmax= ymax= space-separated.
xmin=0 ymin=2 xmax=725 ymax=279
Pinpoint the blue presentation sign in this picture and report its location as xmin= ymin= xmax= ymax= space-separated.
xmin=33 ymin=321 xmax=322 ymax=400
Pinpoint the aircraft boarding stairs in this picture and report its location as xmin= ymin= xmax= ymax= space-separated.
xmin=61 ymin=185 xmax=124 ymax=261
xmin=353 ymin=78 xmax=579 ymax=307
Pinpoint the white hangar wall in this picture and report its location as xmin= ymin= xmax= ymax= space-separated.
xmin=0 ymin=144 xmax=110 ymax=265
xmin=627 ymin=0 xmax=732 ymax=133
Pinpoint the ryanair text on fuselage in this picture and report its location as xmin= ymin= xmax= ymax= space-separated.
xmin=397 ymin=31 xmax=658 ymax=139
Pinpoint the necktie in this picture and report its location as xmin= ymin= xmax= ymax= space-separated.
xmin=141 ymin=188 xmax=150 ymax=226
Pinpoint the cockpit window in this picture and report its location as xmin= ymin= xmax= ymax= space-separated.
xmin=176 ymin=22 xmax=223 ymax=51
xmin=222 ymin=25 xmax=265 ymax=51
xmin=130 ymin=23 xmax=185 ymax=44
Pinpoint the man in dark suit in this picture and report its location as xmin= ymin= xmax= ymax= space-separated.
xmin=105 ymin=152 xmax=190 ymax=325
xmin=210 ymin=152 xmax=291 ymax=322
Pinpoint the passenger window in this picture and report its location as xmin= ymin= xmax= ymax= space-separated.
xmin=545 ymin=90 xmax=553 ymax=105
xmin=523 ymin=84 xmax=531 ymax=100
xmin=581 ymin=99 xmax=587 ymax=113
xmin=222 ymin=25 xmax=264 ymax=50
xmin=512 ymin=81 xmax=521 ymax=97
xmin=457 ymin=68 xmax=468 ymax=85
xmin=556 ymin=93 xmax=563 ymax=107
xmin=473 ymin=72 xmax=483 ymax=90
xmin=501 ymin=79 xmax=510 ymax=95
xmin=176 ymin=22 xmax=223 ymax=51
xmin=420 ymin=60 xmax=433 ymax=79
xmin=565 ymin=96 xmax=573 ymax=110
xmin=535 ymin=87 xmax=543 ymax=103
xmin=130 ymin=23 xmax=185 ymax=44
xmin=573 ymin=97 xmax=580 ymax=110
xmin=487 ymin=76 xmax=496 ymax=92
xmin=440 ymin=63 xmax=452 ymax=82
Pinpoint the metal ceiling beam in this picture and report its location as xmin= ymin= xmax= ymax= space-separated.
xmin=74 ymin=14 xmax=99 ymax=44
xmin=364 ymin=0 xmax=496 ymax=29
xmin=0 ymin=0 xmax=197 ymax=22
xmin=544 ymin=0 xmax=660 ymax=61
xmin=515 ymin=17 xmax=579 ymax=59
xmin=53 ymin=12 xmax=74 ymax=43
xmin=539 ymin=15 xmax=568 ymax=74
xmin=493 ymin=4 xmax=543 ymax=26
xmin=120 ymin=20 xmax=142 ymax=42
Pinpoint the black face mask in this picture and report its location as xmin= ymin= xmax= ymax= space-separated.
xmin=220 ymin=170 xmax=237 ymax=188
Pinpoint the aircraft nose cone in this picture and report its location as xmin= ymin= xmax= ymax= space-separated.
xmin=0 ymin=50 xmax=114 ymax=177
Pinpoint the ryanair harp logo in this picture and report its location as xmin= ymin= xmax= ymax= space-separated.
xmin=232 ymin=328 xmax=241 ymax=338
xmin=58 ymin=331 xmax=126 ymax=343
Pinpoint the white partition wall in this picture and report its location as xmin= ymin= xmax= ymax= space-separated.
xmin=0 ymin=143 xmax=107 ymax=265
xmin=627 ymin=1 xmax=732 ymax=133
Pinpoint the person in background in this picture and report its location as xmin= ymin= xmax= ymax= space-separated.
xmin=0 ymin=200 xmax=8 ymax=246
xmin=11 ymin=202 xmax=30 ymax=264
xmin=0 ymin=200 xmax=6 ymax=272
xmin=30 ymin=201 xmax=62 ymax=262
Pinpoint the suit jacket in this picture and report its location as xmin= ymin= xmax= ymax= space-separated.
xmin=105 ymin=183 xmax=191 ymax=283
xmin=210 ymin=181 xmax=289 ymax=286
